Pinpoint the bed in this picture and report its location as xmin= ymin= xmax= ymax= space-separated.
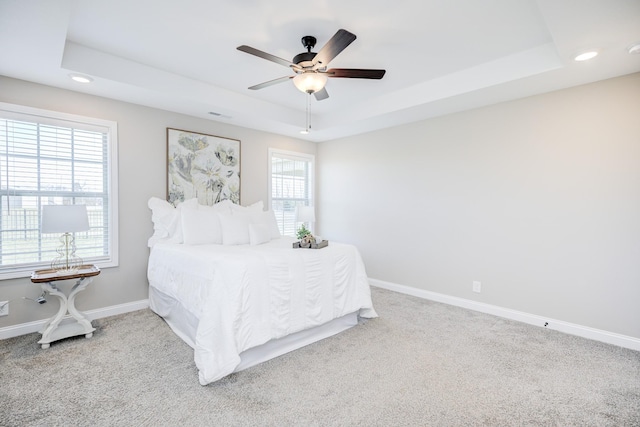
xmin=146 ymin=197 xmax=377 ymax=385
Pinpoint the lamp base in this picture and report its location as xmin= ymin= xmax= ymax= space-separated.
xmin=51 ymin=232 xmax=83 ymax=274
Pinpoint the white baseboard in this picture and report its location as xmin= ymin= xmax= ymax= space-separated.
xmin=369 ymin=278 xmax=640 ymax=352
xmin=0 ymin=299 xmax=149 ymax=340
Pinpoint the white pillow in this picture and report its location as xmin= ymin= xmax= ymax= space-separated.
xmin=148 ymin=197 xmax=195 ymax=246
xmin=181 ymin=207 xmax=222 ymax=245
xmin=265 ymin=210 xmax=281 ymax=239
xmin=148 ymin=197 xmax=177 ymax=241
xmin=148 ymin=197 xmax=201 ymax=245
xmin=229 ymin=200 xmax=264 ymax=214
xmin=200 ymin=199 xmax=234 ymax=215
xmin=250 ymin=210 xmax=280 ymax=239
xmin=181 ymin=198 xmax=200 ymax=209
xmin=218 ymin=213 xmax=250 ymax=245
xmin=249 ymin=223 xmax=271 ymax=245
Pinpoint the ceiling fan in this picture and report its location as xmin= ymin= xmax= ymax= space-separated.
xmin=237 ymin=29 xmax=386 ymax=101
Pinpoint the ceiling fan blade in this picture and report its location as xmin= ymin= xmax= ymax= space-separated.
xmin=326 ymin=68 xmax=386 ymax=79
xmin=312 ymin=29 xmax=357 ymax=67
xmin=237 ymin=45 xmax=297 ymax=69
xmin=314 ymin=87 xmax=329 ymax=101
xmin=248 ymin=76 xmax=293 ymax=90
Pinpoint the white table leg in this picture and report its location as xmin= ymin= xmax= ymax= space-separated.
xmin=67 ymin=277 xmax=95 ymax=337
xmin=38 ymin=283 xmax=68 ymax=349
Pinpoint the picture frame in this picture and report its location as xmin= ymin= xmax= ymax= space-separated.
xmin=167 ymin=128 xmax=240 ymax=206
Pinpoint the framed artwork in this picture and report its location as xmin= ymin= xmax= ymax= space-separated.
xmin=167 ymin=128 xmax=240 ymax=206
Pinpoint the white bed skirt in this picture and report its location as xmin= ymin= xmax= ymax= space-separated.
xmin=149 ymin=286 xmax=358 ymax=376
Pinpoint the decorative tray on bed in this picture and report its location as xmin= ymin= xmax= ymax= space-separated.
xmin=293 ymin=240 xmax=329 ymax=249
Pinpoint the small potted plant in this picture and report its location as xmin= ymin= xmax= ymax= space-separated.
xmin=296 ymin=224 xmax=316 ymax=248
xmin=296 ymin=224 xmax=312 ymax=241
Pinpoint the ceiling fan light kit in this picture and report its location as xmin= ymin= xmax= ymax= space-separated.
xmin=293 ymin=71 xmax=328 ymax=94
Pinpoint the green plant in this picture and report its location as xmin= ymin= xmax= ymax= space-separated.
xmin=296 ymin=224 xmax=311 ymax=240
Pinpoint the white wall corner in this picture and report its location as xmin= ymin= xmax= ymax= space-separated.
xmin=369 ymin=279 xmax=640 ymax=352
xmin=0 ymin=299 xmax=149 ymax=341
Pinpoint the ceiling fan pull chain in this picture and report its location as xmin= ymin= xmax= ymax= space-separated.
xmin=308 ymin=93 xmax=311 ymax=131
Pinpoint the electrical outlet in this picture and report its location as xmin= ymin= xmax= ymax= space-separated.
xmin=0 ymin=301 xmax=8 ymax=316
xmin=472 ymin=281 xmax=482 ymax=293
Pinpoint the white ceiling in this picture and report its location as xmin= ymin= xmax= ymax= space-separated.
xmin=1 ymin=0 xmax=639 ymax=142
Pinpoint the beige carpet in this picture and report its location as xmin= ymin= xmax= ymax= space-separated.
xmin=1 ymin=287 xmax=639 ymax=426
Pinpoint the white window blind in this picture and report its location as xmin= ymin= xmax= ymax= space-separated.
xmin=269 ymin=148 xmax=314 ymax=237
xmin=0 ymin=102 xmax=118 ymax=279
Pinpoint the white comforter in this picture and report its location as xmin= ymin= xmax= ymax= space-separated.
xmin=147 ymin=237 xmax=377 ymax=384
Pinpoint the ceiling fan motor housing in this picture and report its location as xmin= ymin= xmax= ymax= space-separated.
xmin=293 ymin=51 xmax=316 ymax=66
xmin=293 ymin=36 xmax=318 ymax=66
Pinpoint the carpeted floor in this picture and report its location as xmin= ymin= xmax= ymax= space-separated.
xmin=1 ymin=287 xmax=639 ymax=426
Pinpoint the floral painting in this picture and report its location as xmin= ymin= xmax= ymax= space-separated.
xmin=167 ymin=128 xmax=240 ymax=206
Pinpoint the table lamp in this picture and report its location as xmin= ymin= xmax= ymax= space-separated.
xmin=296 ymin=205 xmax=316 ymax=237
xmin=296 ymin=206 xmax=315 ymax=226
xmin=41 ymin=205 xmax=90 ymax=273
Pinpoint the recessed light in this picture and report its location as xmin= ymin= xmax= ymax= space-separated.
xmin=574 ymin=51 xmax=598 ymax=62
xmin=628 ymin=44 xmax=640 ymax=54
xmin=300 ymin=129 xmax=309 ymax=135
xmin=69 ymin=74 xmax=93 ymax=83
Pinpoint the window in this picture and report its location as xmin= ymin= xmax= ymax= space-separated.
xmin=268 ymin=149 xmax=314 ymax=237
xmin=0 ymin=102 xmax=118 ymax=279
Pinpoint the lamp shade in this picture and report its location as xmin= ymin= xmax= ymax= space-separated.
xmin=293 ymin=72 xmax=327 ymax=94
xmin=296 ymin=206 xmax=316 ymax=223
xmin=42 ymin=205 xmax=90 ymax=234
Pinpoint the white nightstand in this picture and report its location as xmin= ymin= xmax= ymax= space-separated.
xmin=31 ymin=265 xmax=100 ymax=349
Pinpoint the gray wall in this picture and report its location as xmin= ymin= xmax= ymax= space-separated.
xmin=317 ymin=73 xmax=640 ymax=339
xmin=0 ymin=76 xmax=315 ymax=328
xmin=2 ymin=73 xmax=639 ymax=341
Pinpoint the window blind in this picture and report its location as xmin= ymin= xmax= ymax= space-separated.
xmin=0 ymin=103 xmax=118 ymax=279
xmin=269 ymin=149 xmax=314 ymax=237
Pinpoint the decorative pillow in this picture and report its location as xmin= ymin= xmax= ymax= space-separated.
xmin=229 ymin=200 xmax=264 ymax=214
xmin=249 ymin=223 xmax=271 ymax=246
xmin=218 ymin=213 xmax=250 ymax=245
xmin=200 ymin=199 xmax=234 ymax=215
xmin=147 ymin=197 xmax=199 ymax=246
xmin=180 ymin=198 xmax=200 ymax=210
xmin=265 ymin=210 xmax=281 ymax=239
xmin=250 ymin=210 xmax=280 ymax=239
xmin=148 ymin=197 xmax=177 ymax=240
xmin=148 ymin=197 xmax=181 ymax=246
xmin=181 ymin=207 xmax=222 ymax=245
